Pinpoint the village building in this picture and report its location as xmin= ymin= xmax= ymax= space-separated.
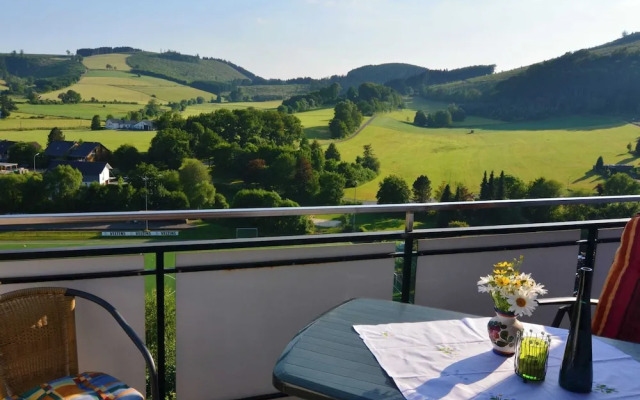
xmin=48 ymin=160 xmax=113 ymax=185
xmin=44 ymin=141 xmax=111 ymax=162
xmin=105 ymin=119 xmax=155 ymax=131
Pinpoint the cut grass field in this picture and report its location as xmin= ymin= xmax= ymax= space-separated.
xmin=82 ymin=53 xmax=132 ymax=71
xmin=335 ymin=111 xmax=640 ymax=200
xmin=0 ymin=114 xmax=90 ymax=130
xmin=180 ymin=100 xmax=281 ymax=116
xmin=15 ymin=102 xmax=144 ymax=119
xmin=40 ymin=70 xmax=216 ymax=104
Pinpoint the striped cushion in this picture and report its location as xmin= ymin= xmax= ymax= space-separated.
xmin=3 ymin=372 xmax=143 ymax=400
xmin=592 ymin=215 xmax=640 ymax=343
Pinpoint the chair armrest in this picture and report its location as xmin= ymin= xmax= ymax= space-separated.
xmin=536 ymin=297 xmax=599 ymax=327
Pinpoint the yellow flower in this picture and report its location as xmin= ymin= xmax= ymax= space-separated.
xmin=495 ymin=276 xmax=511 ymax=287
xmin=495 ymin=261 xmax=510 ymax=269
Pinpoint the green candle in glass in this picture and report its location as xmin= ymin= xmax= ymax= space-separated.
xmin=515 ymin=330 xmax=551 ymax=381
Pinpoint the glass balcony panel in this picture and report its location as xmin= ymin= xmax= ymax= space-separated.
xmin=415 ymin=231 xmax=581 ymax=326
xmin=0 ymin=255 xmax=146 ymax=391
xmin=594 ymin=227 xmax=625 ymax=298
xmin=174 ymin=242 xmax=395 ymax=400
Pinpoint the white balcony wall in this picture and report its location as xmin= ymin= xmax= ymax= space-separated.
xmin=175 ymin=243 xmax=395 ymax=400
xmin=593 ymin=227 xmax=624 ymax=298
xmin=414 ymin=231 xmax=581 ymax=326
xmin=0 ymin=256 xmax=146 ymax=393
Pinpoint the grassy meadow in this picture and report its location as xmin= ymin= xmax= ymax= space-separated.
xmin=14 ymin=102 xmax=144 ymax=119
xmin=40 ymin=70 xmax=215 ymax=104
xmin=0 ymin=79 xmax=7 ymax=91
xmin=82 ymin=53 xmax=132 ymax=71
xmin=334 ymin=111 xmax=639 ymax=200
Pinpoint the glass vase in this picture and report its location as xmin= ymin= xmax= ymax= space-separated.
xmin=487 ymin=308 xmax=524 ymax=356
xmin=559 ymin=267 xmax=593 ymax=392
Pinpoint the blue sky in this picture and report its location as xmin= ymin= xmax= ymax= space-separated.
xmin=2 ymin=0 xmax=639 ymax=79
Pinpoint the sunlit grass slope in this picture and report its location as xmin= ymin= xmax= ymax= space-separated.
xmin=16 ymin=102 xmax=144 ymax=119
xmin=40 ymin=70 xmax=215 ymax=103
xmin=335 ymin=113 xmax=640 ymax=200
xmin=82 ymin=54 xmax=132 ymax=71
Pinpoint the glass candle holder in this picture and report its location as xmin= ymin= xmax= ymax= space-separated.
xmin=514 ymin=329 xmax=551 ymax=382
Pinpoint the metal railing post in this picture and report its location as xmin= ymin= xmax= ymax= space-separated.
xmin=155 ymin=252 xmax=166 ymax=400
xmin=583 ymin=227 xmax=598 ymax=272
xmin=401 ymin=211 xmax=414 ymax=303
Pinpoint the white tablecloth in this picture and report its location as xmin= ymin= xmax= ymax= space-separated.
xmin=354 ymin=318 xmax=640 ymax=399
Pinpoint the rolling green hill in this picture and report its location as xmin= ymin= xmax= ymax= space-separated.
xmin=127 ymin=52 xmax=250 ymax=84
xmin=423 ymin=33 xmax=640 ymax=121
xmin=0 ymin=53 xmax=85 ymax=92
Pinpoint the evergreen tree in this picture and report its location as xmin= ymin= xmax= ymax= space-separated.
xmin=496 ymin=171 xmax=506 ymax=200
xmin=480 ymin=171 xmax=489 ymax=200
xmin=325 ymin=143 xmax=341 ymax=161
xmin=488 ymin=170 xmax=495 ymax=199
xmin=47 ymin=127 xmax=65 ymax=145
xmin=412 ymin=175 xmax=432 ymax=203
xmin=595 ymin=155 xmax=604 ymax=170
xmin=90 ymin=115 xmax=101 ymax=130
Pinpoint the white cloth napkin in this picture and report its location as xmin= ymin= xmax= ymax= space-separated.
xmin=354 ymin=318 xmax=640 ymax=399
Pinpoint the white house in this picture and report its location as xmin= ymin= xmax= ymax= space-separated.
xmin=49 ymin=161 xmax=113 ymax=185
xmin=105 ymin=119 xmax=155 ymax=131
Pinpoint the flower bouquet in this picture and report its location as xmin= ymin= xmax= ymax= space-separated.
xmin=478 ymin=256 xmax=547 ymax=355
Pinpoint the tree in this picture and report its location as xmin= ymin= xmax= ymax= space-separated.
xmin=231 ymin=189 xmax=312 ymax=235
xmin=43 ymin=165 xmax=83 ymax=211
xmin=57 ymin=89 xmax=82 ymax=104
xmin=309 ymin=140 xmax=325 ymax=172
xmin=357 ymin=144 xmax=380 ymax=173
xmin=147 ymin=128 xmax=191 ymax=169
xmin=602 ymin=173 xmax=640 ymax=195
xmin=325 ymin=143 xmax=341 ymax=161
xmin=412 ymin=175 xmax=432 ymax=203
xmin=143 ymin=99 xmax=162 ymax=117
xmin=447 ymin=104 xmax=466 ymax=122
xmin=414 ymin=110 xmax=428 ymax=127
xmin=112 ymin=144 xmax=143 ymax=174
xmin=47 ymin=127 xmax=65 ymax=145
xmin=7 ymin=142 xmax=38 ymax=167
xmin=635 ymin=139 xmax=640 ymax=155
xmin=433 ymin=110 xmax=452 ymax=127
xmin=0 ymin=94 xmax=18 ymax=118
xmin=594 ymin=156 xmax=605 ymax=171
xmin=91 ymin=115 xmax=101 ymax=130
xmin=376 ymin=175 xmax=410 ymax=204
xmin=329 ymin=100 xmax=362 ymax=138
xmin=316 ymin=172 xmax=345 ymax=205
xmin=524 ymin=177 xmax=563 ymax=222
xmin=179 ymin=158 xmax=216 ymax=209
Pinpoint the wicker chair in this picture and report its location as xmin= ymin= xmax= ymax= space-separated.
xmin=538 ymin=215 xmax=640 ymax=343
xmin=0 ymin=287 xmax=158 ymax=400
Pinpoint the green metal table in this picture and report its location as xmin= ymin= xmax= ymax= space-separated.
xmin=272 ymin=298 xmax=640 ymax=400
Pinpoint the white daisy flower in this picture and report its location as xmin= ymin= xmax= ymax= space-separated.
xmin=507 ymin=289 xmax=538 ymax=317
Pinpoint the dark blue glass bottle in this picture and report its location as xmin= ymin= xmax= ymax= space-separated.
xmin=559 ymin=267 xmax=593 ymax=392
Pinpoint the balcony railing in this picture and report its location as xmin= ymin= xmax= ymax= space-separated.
xmin=1 ymin=195 xmax=639 ymax=400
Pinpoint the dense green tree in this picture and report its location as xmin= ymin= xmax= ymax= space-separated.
xmin=90 ymin=115 xmax=101 ymax=130
xmin=47 ymin=127 xmax=65 ymax=145
xmin=57 ymin=89 xmax=82 ymax=104
xmin=112 ymin=144 xmax=143 ymax=174
xmin=290 ymin=156 xmax=319 ymax=204
xmin=636 ymin=140 xmax=640 ymax=155
xmin=376 ymin=175 xmax=410 ymax=204
xmin=602 ymin=173 xmax=640 ymax=195
xmin=7 ymin=142 xmax=38 ymax=168
xmin=179 ymin=158 xmax=216 ymax=209
xmin=309 ymin=140 xmax=325 ymax=172
xmin=0 ymin=94 xmax=17 ymax=118
xmin=316 ymin=172 xmax=346 ymax=205
xmin=0 ymin=174 xmax=27 ymax=213
xmin=433 ymin=110 xmax=453 ymax=127
xmin=412 ymin=175 xmax=432 ymax=203
xmin=325 ymin=143 xmax=341 ymax=161
xmin=143 ymin=99 xmax=162 ymax=117
xmin=329 ymin=100 xmax=362 ymax=138
xmin=447 ymin=104 xmax=466 ymax=122
xmin=231 ymin=189 xmax=312 ymax=235
xmin=44 ymin=165 xmax=83 ymax=211
xmin=524 ymin=177 xmax=563 ymax=222
xmin=414 ymin=110 xmax=428 ymax=127
xmin=357 ymin=144 xmax=381 ymax=173
xmin=148 ymin=128 xmax=191 ymax=169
